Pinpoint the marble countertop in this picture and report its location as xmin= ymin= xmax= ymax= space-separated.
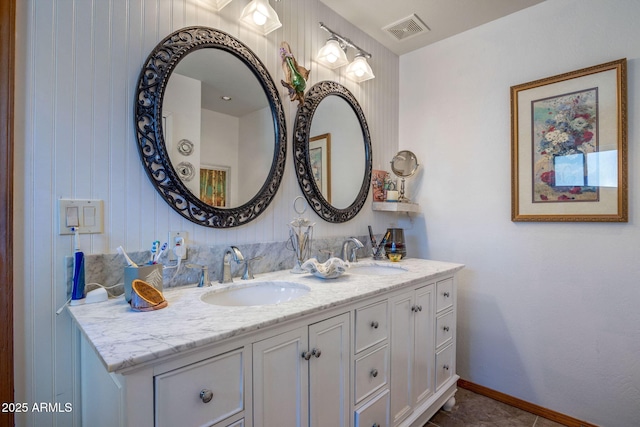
xmin=68 ymin=258 xmax=463 ymax=373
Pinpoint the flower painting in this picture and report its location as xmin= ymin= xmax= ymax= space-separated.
xmin=532 ymin=88 xmax=599 ymax=203
xmin=511 ymin=58 xmax=627 ymax=222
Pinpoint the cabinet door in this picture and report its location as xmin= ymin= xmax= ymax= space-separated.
xmin=389 ymin=290 xmax=415 ymax=425
xmin=308 ymin=313 xmax=350 ymax=427
xmin=412 ymin=285 xmax=434 ymax=406
xmin=253 ymin=327 xmax=309 ymax=427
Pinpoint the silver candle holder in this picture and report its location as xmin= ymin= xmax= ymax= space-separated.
xmin=288 ymin=197 xmax=315 ymax=273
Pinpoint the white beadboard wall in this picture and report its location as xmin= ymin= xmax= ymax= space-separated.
xmin=14 ymin=0 xmax=399 ymax=425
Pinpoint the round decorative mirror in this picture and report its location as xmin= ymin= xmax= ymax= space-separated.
xmin=134 ymin=26 xmax=287 ymax=227
xmin=390 ymin=150 xmax=419 ymax=202
xmin=293 ymin=81 xmax=372 ymax=223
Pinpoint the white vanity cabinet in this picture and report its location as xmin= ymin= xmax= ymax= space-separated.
xmin=252 ymin=312 xmax=350 ymax=427
xmin=73 ymin=260 xmax=462 ymax=427
xmin=389 ymin=277 xmax=458 ymax=427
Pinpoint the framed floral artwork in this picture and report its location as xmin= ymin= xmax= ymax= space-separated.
xmin=511 ymin=58 xmax=627 ymax=222
xmin=309 ymin=133 xmax=331 ymax=203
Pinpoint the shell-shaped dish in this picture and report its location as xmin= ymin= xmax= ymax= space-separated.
xmin=301 ymin=257 xmax=350 ymax=279
xmin=130 ymin=279 xmax=168 ymax=312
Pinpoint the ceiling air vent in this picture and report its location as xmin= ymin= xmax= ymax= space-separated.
xmin=383 ymin=14 xmax=430 ymax=42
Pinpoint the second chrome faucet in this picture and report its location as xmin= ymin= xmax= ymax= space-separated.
xmin=341 ymin=237 xmax=364 ymax=262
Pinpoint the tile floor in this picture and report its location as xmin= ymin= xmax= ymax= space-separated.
xmin=425 ymin=388 xmax=566 ymax=427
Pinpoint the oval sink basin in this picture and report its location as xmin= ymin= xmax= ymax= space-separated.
xmin=349 ymin=262 xmax=408 ymax=276
xmin=201 ymin=282 xmax=310 ymax=306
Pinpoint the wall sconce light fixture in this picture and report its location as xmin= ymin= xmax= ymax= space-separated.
xmin=316 ymin=37 xmax=349 ymax=69
xmin=209 ymin=0 xmax=233 ymax=11
xmin=240 ymin=0 xmax=282 ymax=35
xmin=345 ymin=54 xmax=375 ymax=83
xmin=317 ymin=22 xmax=374 ymax=82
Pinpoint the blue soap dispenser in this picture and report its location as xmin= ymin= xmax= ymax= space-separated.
xmin=70 ymin=227 xmax=86 ymax=305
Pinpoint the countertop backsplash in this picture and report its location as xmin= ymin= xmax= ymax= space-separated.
xmin=80 ymin=235 xmax=372 ymax=297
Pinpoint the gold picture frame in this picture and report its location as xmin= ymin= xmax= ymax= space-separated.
xmin=511 ymin=58 xmax=627 ymax=222
xmin=200 ymin=165 xmax=230 ymax=207
xmin=309 ymin=133 xmax=331 ymax=203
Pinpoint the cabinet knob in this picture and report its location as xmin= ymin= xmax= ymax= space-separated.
xmin=443 ymin=292 xmax=450 ymax=298
xmin=302 ymin=351 xmax=312 ymax=360
xmin=417 ymin=305 xmax=423 ymax=312
xmin=443 ymin=364 xmax=450 ymax=371
xmin=372 ymin=423 xmax=380 ymax=427
xmin=199 ymin=389 xmax=214 ymax=403
xmin=312 ymin=348 xmax=322 ymax=358
xmin=370 ymin=321 xmax=379 ymax=329
xmin=443 ymin=326 xmax=450 ymax=332
xmin=370 ymin=368 xmax=378 ymax=378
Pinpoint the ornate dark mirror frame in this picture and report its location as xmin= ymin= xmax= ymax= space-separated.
xmin=134 ymin=26 xmax=287 ymax=228
xmin=293 ymin=81 xmax=372 ymax=223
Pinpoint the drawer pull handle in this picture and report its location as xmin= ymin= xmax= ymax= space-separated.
xmin=199 ymin=389 xmax=214 ymax=403
xmin=443 ymin=364 xmax=450 ymax=371
xmin=372 ymin=423 xmax=380 ymax=427
xmin=312 ymin=348 xmax=322 ymax=358
xmin=443 ymin=326 xmax=450 ymax=332
xmin=370 ymin=368 xmax=378 ymax=378
xmin=302 ymin=351 xmax=313 ymax=360
xmin=370 ymin=321 xmax=379 ymax=329
xmin=443 ymin=292 xmax=450 ymax=298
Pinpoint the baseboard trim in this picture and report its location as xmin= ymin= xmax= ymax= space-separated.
xmin=457 ymin=379 xmax=599 ymax=427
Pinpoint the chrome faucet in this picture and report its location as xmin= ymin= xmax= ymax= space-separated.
xmin=219 ymin=246 xmax=244 ymax=283
xmin=341 ymin=237 xmax=364 ymax=262
xmin=186 ymin=263 xmax=210 ymax=287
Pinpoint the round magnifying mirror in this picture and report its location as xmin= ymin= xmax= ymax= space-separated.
xmin=390 ymin=150 xmax=419 ymax=202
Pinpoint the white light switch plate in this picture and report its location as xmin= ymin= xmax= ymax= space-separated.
xmin=58 ymin=199 xmax=104 ymax=235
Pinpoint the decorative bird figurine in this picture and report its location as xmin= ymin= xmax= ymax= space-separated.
xmin=280 ymin=41 xmax=309 ymax=104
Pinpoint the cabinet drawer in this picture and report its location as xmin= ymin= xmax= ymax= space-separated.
xmin=355 ymin=300 xmax=388 ymax=354
xmin=436 ymin=278 xmax=453 ymax=313
xmin=155 ymin=348 xmax=244 ymax=427
xmin=435 ymin=344 xmax=454 ymax=391
xmin=355 ymin=344 xmax=389 ymax=405
xmin=354 ymin=389 xmax=390 ymax=427
xmin=435 ymin=310 xmax=454 ymax=348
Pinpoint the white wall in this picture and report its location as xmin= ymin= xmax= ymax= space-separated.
xmin=13 ymin=0 xmax=399 ymax=425
xmin=201 ymin=108 xmax=240 ymax=205
xmin=239 ymin=107 xmax=273 ymax=205
xmin=399 ymin=0 xmax=640 ymax=425
xmin=164 ymin=73 xmax=202 ymax=195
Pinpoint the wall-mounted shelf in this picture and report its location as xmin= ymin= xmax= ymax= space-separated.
xmin=372 ymin=202 xmax=420 ymax=213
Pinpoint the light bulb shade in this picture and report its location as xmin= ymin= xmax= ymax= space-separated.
xmin=345 ymin=56 xmax=375 ymax=82
xmin=316 ymin=39 xmax=349 ymax=69
xmin=240 ymin=0 xmax=282 ymax=35
xmin=210 ymin=0 xmax=233 ymax=11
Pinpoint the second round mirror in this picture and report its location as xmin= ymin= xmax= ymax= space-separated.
xmin=293 ymin=81 xmax=372 ymax=223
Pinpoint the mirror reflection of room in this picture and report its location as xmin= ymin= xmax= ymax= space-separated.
xmin=309 ymin=95 xmax=365 ymax=209
xmin=163 ymin=48 xmax=273 ymax=208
